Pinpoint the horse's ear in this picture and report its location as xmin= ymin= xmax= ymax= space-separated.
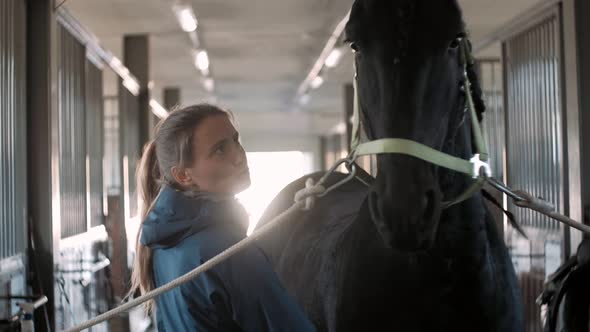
xmin=344 ymin=0 xmax=365 ymax=43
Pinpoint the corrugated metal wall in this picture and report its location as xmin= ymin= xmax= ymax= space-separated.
xmin=0 ymin=0 xmax=27 ymax=260
xmin=58 ymin=23 xmax=88 ymax=238
xmin=503 ymin=8 xmax=564 ymax=332
xmin=478 ymin=59 xmax=506 ymax=234
xmin=54 ymin=12 xmax=111 ymax=330
xmin=480 ymin=59 xmax=505 ymax=182
xmin=505 ymin=12 xmax=564 ymax=231
xmin=86 ymin=61 xmax=104 ymax=228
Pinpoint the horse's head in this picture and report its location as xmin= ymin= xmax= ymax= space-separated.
xmin=345 ymin=0 xmax=476 ymax=251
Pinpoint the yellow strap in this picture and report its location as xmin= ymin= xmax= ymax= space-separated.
xmin=442 ymin=177 xmax=486 ymax=208
xmin=461 ymin=40 xmax=489 ymax=162
xmin=353 ymin=138 xmax=475 ymax=177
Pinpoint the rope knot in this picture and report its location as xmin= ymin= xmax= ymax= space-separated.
xmin=513 ymin=190 xmax=555 ymax=214
xmin=294 ymin=178 xmax=325 ymax=211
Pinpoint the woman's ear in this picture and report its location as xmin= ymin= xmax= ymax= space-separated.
xmin=171 ymin=166 xmax=193 ymax=187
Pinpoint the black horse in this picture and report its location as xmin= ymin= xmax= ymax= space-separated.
xmin=539 ymin=238 xmax=590 ymax=332
xmin=256 ymin=0 xmax=524 ymax=331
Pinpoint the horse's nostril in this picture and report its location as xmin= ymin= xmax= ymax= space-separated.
xmin=422 ymin=190 xmax=437 ymax=221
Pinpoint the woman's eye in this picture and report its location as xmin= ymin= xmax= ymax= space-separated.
xmin=215 ymin=145 xmax=226 ymax=155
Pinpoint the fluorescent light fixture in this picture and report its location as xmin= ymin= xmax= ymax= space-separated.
xmin=325 ymin=48 xmax=344 ymax=68
xmin=174 ymin=5 xmax=198 ymax=32
xmin=295 ymin=10 xmax=350 ymax=97
xmin=299 ymin=94 xmax=311 ymax=105
xmin=122 ymin=78 xmax=140 ymax=96
xmin=203 ymin=78 xmax=215 ymax=92
xmin=149 ymin=99 xmax=169 ymax=119
xmin=195 ymin=50 xmax=210 ymax=71
xmin=109 ymin=57 xmax=130 ymax=77
xmin=109 ymin=56 xmax=140 ymax=96
xmin=310 ymin=76 xmax=324 ymax=89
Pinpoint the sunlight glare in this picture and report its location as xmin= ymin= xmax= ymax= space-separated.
xmin=237 ymin=151 xmax=312 ymax=236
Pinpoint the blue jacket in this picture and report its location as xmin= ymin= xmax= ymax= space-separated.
xmin=140 ymin=186 xmax=316 ymax=332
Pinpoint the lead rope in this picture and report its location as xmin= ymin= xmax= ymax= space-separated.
xmin=63 ymin=180 xmax=329 ymax=332
xmin=509 ymin=189 xmax=590 ymax=235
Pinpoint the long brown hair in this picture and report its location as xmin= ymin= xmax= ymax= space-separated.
xmin=129 ymin=104 xmax=230 ymax=312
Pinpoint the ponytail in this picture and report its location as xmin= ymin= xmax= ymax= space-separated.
xmin=128 ymin=140 xmax=160 ymax=313
xmin=138 ymin=140 xmax=162 ymax=219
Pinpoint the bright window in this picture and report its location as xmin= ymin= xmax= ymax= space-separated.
xmin=237 ymin=151 xmax=313 ymax=235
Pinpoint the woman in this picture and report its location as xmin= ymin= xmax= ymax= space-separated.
xmin=129 ymin=104 xmax=316 ymax=331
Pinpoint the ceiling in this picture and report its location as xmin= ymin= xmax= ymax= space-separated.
xmin=65 ymin=0 xmax=542 ymax=139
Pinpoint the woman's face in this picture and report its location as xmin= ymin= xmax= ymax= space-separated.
xmin=184 ymin=114 xmax=251 ymax=194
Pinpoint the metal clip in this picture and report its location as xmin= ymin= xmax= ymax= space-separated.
xmin=316 ymin=158 xmax=357 ymax=198
xmin=485 ymin=177 xmax=526 ymax=202
xmin=470 ymin=154 xmax=492 ymax=179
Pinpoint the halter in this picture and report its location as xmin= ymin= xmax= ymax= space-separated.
xmin=348 ymin=38 xmax=491 ymax=208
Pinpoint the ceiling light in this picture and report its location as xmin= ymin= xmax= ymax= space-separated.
xmin=310 ymin=76 xmax=324 ymax=89
xmin=109 ymin=57 xmax=129 ymax=77
xmin=295 ymin=10 xmax=350 ymax=98
xmin=122 ymin=77 xmax=140 ymax=96
xmin=325 ymin=48 xmax=344 ymax=68
xmin=299 ymin=94 xmax=311 ymax=105
xmin=194 ymin=50 xmax=210 ymax=71
xmin=149 ymin=99 xmax=169 ymax=119
xmin=203 ymin=78 xmax=215 ymax=92
xmin=108 ymin=56 xmax=141 ymax=96
xmin=174 ymin=5 xmax=198 ymax=32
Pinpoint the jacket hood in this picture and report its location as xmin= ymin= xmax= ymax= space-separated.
xmin=140 ymin=185 xmax=249 ymax=249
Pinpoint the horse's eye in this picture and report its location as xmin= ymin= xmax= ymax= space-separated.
xmin=350 ymin=42 xmax=360 ymax=53
xmin=449 ymin=38 xmax=461 ymax=49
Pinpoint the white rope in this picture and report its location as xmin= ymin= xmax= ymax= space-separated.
xmin=63 ymin=186 xmax=325 ymax=332
xmin=513 ymin=190 xmax=590 ymax=235
xmin=294 ymin=178 xmax=325 ymax=211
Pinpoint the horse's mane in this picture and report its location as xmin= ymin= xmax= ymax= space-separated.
xmin=465 ymin=47 xmax=486 ymax=122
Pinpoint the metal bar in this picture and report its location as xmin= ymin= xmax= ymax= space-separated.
xmin=26 ymin=0 xmax=61 ymax=327
xmin=539 ymin=20 xmax=554 ymax=228
xmin=1 ymin=0 xmax=6 ymax=259
xmin=58 ymin=258 xmax=111 ymax=274
xmin=487 ymin=177 xmax=526 ymax=201
xmin=8 ymin=0 xmax=15 ymax=256
xmin=530 ymin=22 xmax=546 ymax=227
